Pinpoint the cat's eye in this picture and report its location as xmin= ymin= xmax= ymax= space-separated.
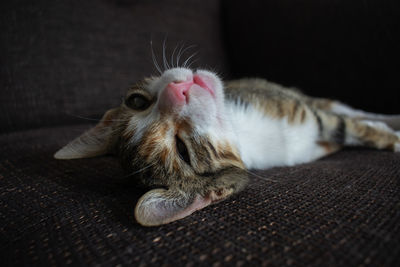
xmin=125 ymin=94 xmax=151 ymax=110
xmin=176 ymin=137 xmax=191 ymax=166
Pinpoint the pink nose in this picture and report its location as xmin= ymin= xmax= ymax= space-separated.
xmin=159 ymin=79 xmax=194 ymax=111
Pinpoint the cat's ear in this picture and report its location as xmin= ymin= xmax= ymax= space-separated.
xmin=54 ymin=108 xmax=120 ymax=159
xmin=134 ymin=188 xmax=234 ymax=227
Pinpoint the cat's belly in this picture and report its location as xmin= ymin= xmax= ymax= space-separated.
xmin=228 ymin=102 xmax=326 ymax=169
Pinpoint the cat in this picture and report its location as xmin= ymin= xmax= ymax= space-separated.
xmin=55 ymin=67 xmax=400 ymax=226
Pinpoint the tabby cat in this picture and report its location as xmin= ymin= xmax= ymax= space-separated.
xmin=55 ymin=67 xmax=400 ymax=226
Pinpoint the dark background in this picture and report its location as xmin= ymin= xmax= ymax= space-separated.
xmin=223 ymin=0 xmax=400 ymax=114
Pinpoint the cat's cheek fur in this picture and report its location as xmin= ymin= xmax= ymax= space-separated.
xmin=131 ymin=112 xmax=162 ymax=145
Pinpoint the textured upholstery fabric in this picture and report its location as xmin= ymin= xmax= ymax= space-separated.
xmin=1 ymin=124 xmax=400 ymax=266
xmin=223 ymin=0 xmax=400 ymax=114
xmin=0 ymin=0 xmax=228 ymax=133
xmin=1 ymin=0 xmax=400 ymax=266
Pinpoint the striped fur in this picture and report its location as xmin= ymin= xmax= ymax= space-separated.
xmin=225 ymin=78 xmax=400 ymax=157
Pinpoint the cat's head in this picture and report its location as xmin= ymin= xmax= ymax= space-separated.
xmin=55 ymin=67 xmax=248 ymax=226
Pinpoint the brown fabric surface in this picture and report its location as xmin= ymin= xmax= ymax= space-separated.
xmin=0 ymin=0 xmax=229 ymax=133
xmin=1 ymin=124 xmax=400 ymax=266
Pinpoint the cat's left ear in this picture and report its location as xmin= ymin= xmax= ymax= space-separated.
xmin=54 ymin=108 xmax=120 ymax=159
xmin=134 ymin=188 xmax=234 ymax=227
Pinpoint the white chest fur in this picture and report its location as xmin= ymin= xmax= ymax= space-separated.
xmin=226 ymin=101 xmax=325 ymax=169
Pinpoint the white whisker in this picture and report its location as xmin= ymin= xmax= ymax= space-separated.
xmin=245 ymin=169 xmax=279 ymax=183
xmin=186 ymin=57 xmax=199 ymax=69
xmin=170 ymin=42 xmax=180 ymax=68
xmin=162 ymin=38 xmax=170 ymax=71
xmin=65 ymin=113 xmax=130 ymax=123
xmin=183 ymin=51 xmax=198 ymax=68
xmin=122 ymin=162 xmax=156 ymax=178
xmin=150 ymin=40 xmax=162 ymax=74
xmin=177 ymin=44 xmax=196 ymax=68
xmin=175 ymin=42 xmax=185 ymax=68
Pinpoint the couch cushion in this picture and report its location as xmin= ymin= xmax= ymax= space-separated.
xmin=1 ymin=125 xmax=400 ymax=265
xmin=0 ymin=0 xmax=229 ymax=133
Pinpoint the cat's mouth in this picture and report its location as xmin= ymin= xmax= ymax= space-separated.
xmin=191 ymin=74 xmax=215 ymax=99
xmin=166 ymin=74 xmax=215 ymax=104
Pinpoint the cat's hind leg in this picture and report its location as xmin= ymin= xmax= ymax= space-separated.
xmin=330 ymin=102 xmax=400 ymax=131
xmin=314 ymin=110 xmax=400 ymax=152
xmin=306 ymin=97 xmax=400 ymax=130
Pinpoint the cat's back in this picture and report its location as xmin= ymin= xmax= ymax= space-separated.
xmin=225 ymin=78 xmax=309 ymax=121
